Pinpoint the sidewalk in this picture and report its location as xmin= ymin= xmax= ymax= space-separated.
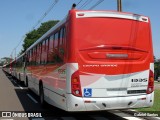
xmin=0 ymin=69 xmax=24 ymax=111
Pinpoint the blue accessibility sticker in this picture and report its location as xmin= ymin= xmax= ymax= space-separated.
xmin=84 ymin=88 xmax=92 ymax=97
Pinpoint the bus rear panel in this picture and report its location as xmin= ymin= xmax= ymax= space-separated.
xmin=4 ymin=10 xmax=154 ymax=112
xmin=66 ymin=10 xmax=154 ymax=111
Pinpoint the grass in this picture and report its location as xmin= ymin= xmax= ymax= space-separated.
xmin=135 ymin=90 xmax=160 ymax=111
xmin=155 ymin=81 xmax=160 ymax=84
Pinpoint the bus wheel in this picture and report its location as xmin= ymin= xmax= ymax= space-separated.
xmin=25 ymin=77 xmax=28 ymax=87
xmin=19 ymin=74 xmax=21 ymax=81
xmin=39 ymin=83 xmax=46 ymax=107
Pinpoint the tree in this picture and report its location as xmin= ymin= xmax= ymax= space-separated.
xmin=21 ymin=20 xmax=59 ymax=54
xmin=0 ymin=57 xmax=13 ymax=66
xmin=154 ymin=56 xmax=160 ymax=80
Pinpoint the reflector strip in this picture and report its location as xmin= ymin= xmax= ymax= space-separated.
xmin=84 ymin=100 xmax=96 ymax=103
xmin=107 ymin=54 xmax=128 ymax=58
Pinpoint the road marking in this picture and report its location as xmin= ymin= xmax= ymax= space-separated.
xmin=123 ymin=116 xmax=142 ymax=120
xmin=31 ymin=118 xmax=45 ymax=120
xmin=109 ymin=110 xmax=143 ymax=120
xmin=13 ymin=80 xmax=17 ymax=84
xmin=90 ymin=116 xmax=108 ymax=120
xmin=12 ymin=79 xmax=24 ymax=89
xmin=61 ymin=117 xmax=76 ymax=120
xmin=17 ymin=84 xmax=23 ymax=89
xmin=27 ymin=94 xmax=38 ymax=103
xmin=0 ymin=118 xmax=14 ymax=120
xmin=154 ymin=117 xmax=160 ymax=120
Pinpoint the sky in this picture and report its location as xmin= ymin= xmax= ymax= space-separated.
xmin=0 ymin=0 xmax=160 ymax=59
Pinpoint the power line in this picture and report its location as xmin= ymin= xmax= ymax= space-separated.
xmin=15 ymin=35 xmax=26 ymax=50
xmin=10 ymin=0 xmax=59 ymax=58
xmin=79 ymin=0 xmax=93 ymax=9
xmin=32 ymin=0 xmax=59 ymax=30
xmin=76 ymin=0 xmax=83 ymax=6
xmin=78 ymin=0 xmax=89 ymax=9
xmin=89 ymin=0 xmax=104 ymax=10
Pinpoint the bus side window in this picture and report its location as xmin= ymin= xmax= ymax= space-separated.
xmin=41 ymin=40 xmax=45 ymax=64
xmin=53 ymin=32 xmax=60 ymax=62
xmin=34 ymin=45 xmax=38 ymax=65
xmin=62 ymin=27 xmax=66 ymax=57
xmin=54 ymin=32 xmax=59 ymax=51
xmin=41 ymin=39 xmax=48 ymax=65
xmin=59 ymin=27 xmax=65 ymax=57
xmin=37 ymin=43 xmax=42 ymax=65
xmin=28 ymin=50 xmax=31 ymax=65
xmin=48 ymin=34 xmax=55 ymax=64
xmin=36 ymin=44 xmax=39 ymax=65
xmin=31 ymin=49 xmax=34 ymax=65
xmin=26 ymin=52 xmax=29 ymax=65
xmin=33 ymin=47 xmax=36 ymax=65
xmin=46 ymin=38 xmax=49 ymax=63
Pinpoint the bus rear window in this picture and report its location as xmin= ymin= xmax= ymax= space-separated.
xmin=75 ymin=18 xmax=150 ymax=51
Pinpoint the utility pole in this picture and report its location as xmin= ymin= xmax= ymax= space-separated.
xmin=117 ymin=0 xmax=122 ymax=12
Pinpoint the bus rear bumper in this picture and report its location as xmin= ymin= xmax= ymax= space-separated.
xmin=66 ymin=92 xmax=154 ymax=111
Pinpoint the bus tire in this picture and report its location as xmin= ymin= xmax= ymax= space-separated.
xmin=25 ymin=77 xmax=28 ymax=87
xmin=39 ymin=82 xmax=46 ymax=108
xmin=19 ymin=73 xmax=21 ymax=81
xmin=19 ymin=74 xmax=23 ymax=84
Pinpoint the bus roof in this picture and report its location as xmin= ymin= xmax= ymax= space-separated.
xmin=75 ymin=10 xmax=149 ymax=22
xmin=25 ymin=10 xmax=149 ymax=53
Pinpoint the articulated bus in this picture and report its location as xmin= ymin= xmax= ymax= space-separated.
xmin=3 ymin=9 xmax=154 ymax=111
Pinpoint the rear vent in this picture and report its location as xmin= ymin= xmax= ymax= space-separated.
xmin=127 ymin=90 xmax=146 ymax=94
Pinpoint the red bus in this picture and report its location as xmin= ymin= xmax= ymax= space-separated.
xmin=4 ymin=9 xmax=154 ymax=111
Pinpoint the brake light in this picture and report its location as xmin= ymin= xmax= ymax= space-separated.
xmin=78 ymin=13 xmax=84 ymax=16
xmin=146 ymin=70 xmax=154 ymax=94
xmin=71 ymin=70 xmax=82 ymax=97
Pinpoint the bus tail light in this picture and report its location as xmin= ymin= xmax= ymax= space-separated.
xmin=77 ymin=13 xmax=84 ymax=16
xmin=146 ymin=70 xmax=154 ymax=94
xmin=71 ymin=70 xmax=82 ymax=97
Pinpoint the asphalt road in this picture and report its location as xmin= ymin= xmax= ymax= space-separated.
xmin=0 ymin=68 xmax=148 ymax=120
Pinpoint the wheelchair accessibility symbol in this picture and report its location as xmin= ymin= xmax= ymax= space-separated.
xmin=84 ymin=88 xmax=92 ymax=97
